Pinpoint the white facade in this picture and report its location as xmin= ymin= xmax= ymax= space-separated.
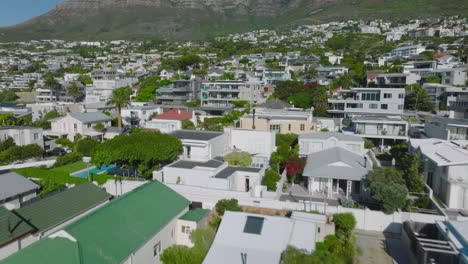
xmin=0 ymin=126 xmax=44 ymax=149
xmin=410 ymin=139 xmax=468 ymax=210
xmin=146 ymin=119 xmax=182 ymax=133
xmin=328 ymin=88 xmax=405 ymax=116
xmin=48 ymin=113 xmax=111 ymax=141
xmin=121 ymin=106 xmax=162 ymax=127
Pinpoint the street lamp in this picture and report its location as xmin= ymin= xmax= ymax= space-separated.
xmin=83 ymin=156 xmax=91 ymax=182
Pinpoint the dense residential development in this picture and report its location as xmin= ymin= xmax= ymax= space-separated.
xmin=0 ymin=14 xmax=467 ymax=264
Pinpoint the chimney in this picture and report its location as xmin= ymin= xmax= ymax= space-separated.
xmin=177 ymin=109 xmax=181 ymax=115
xmin=252 ymin=109 xmax=256 ymax=130
xmin=364 ymin=155 xmax=368 ymax=168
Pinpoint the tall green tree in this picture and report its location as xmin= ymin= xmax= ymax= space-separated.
xmin=44 ymin=75 xmax=61 ymax=102
xmin=405 ymin=84 xmax=434 ymax=111
xmin=107 ymin=87 xmax=132 ymax=128
xmin=67 ymin=82 xmax=81 ymax=103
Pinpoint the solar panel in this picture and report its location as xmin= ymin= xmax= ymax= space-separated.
xmin=243 ymin=216 xmax=264 ymax=235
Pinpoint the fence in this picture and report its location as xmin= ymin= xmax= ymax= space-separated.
xmin=165 ymin=183 xmax=448 ymax=234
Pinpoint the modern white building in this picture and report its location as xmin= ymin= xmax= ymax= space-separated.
xmin=159 ymin=158 xmax=263 ymax=192
xmin=203 ymin=211 xmax=334 ymax=264
xmin=0 ymin=126 xmax=44 ymax=149
xmin=170 ymin=130 xmax=229 ymax=161
xmin=328 ymin=88 xmax=405 ymax=117
xmin=409 ymin=138 xmax=468 ymax=210
xmin=345 ymin=115 xmax=409 ymax=144
xmin=384 ymin=45 xmax=426 ymax=58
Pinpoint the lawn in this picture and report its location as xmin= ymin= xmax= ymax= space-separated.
xmin=13 ymin=162 xmax=115 ymax=186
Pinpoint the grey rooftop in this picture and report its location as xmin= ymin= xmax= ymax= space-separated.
xmin=170 ymin=130 xmax=224 ymax=141
xmin=0 ymin=171 xmax=40 ymax=202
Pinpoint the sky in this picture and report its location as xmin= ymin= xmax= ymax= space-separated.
xmin=0 ymin=0 xmax=65 ymax=27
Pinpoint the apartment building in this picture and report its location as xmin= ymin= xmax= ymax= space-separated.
xmin=328 ymin=88 xmax=405 ymax=117
xmin=345 ymin=115 xmax=409 ymax=145
xmin=201 ymin=80 xmax=263 ymax=107
xmin=156 ymin=80 xmax=201 ymax=105
xmin=384 ymin=45 xmax=426 ymax=58
xmin=374 ymin=73 xmax=421 ymax=88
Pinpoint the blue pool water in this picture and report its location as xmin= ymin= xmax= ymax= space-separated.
xmin=71 ymin=164 xmax=117 ymax=178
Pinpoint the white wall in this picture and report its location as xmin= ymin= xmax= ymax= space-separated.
xmin=100 ymin=180 xmax=147 ymax=196
xmin=227 ymin=128 xmax=276 ymax=157
xmin=176 ymin=219 xmax=197 ymax=247
xmin=122 ymin=207 xmax=189 ymax=264
xmin=145 ymin=120 xmax=181 ymax=133
xmin=299 ymin=137 xmax=364 ymax=156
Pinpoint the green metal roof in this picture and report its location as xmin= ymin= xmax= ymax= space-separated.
xmin=0 ymin=237 xmax=81 ymax=264
xmin=15 ymin=182 xmax=111 ymax=234
xmin=0 ymin=207 xmax=35 ymax=247
xmin=179 ymin=208 xmax=210 ymax=222
xmin=1 ymin=181 xmax=190 ymax=264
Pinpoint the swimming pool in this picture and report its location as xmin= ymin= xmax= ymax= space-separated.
xmin=71 ymin=164 xmax=117 ymax=178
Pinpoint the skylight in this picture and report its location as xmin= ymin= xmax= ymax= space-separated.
xmin=243 ymin=216 xmax=264 ymax=235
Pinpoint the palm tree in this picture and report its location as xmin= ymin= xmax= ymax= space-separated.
xmin=304 ymin=67 xmax=318 ymax=81
xmin=67 ymin=82 xmax=81 ymax=103
xmin=107 ymin=87 xmax=132 ymax=128
xmin=44 ymin=75 xmax=60 ymax=102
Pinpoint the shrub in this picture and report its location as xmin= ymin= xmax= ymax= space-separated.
xmin=75 ymin=138 xmax=100 ymax=156
xmin=215 ymin=199 xmax=242 ymax=216
xmin=54 ymin=152 xmax=83 ymax=167
xmin=231 ymin=100 xmax=249 ymax=107
xmin=333 ymin=213 xmax=356 ymax=237
xmin=224 ymin=152 xmax=252 ymax=167
xmin=414 ymin=196 xmax=431 ymax=209
xmin=364 ymin=138 xmax=374 ymax=149
xmin=0 ymin=144 xmax=43 ymax=164
xmin=181 ymin=118 xmax=196 ymax=130
xmin=262 ymin=170 xmax=281 ymax=191
xmin=93 ymin=123 xmax=104 ymax=131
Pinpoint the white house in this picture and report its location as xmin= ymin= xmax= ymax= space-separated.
xmin=203 ymin=211 xmax=335 ymax=264
xmin=121 ymin=105 xmax=162 ymax=128
xmin=170 ymin=130 xmax=229 ymax=161
xmin=424 ymin=116 xmax=468 ymax=141
xmin=409 ymin=138 xmax=468 ymax=210
xmin=159 ymin=159 xmax=263 ymax=192
xmin=302 ymin=147 xmax=373 ymax=200
xmin=47 ymin=112 xmax=112 ymax=141
xmin=0 ymin=171 xmax=40 ymax=210
xmin=0 ymin=126 xmax=44 ymax=149
xmin=145 ymin=108 xmax=193 ymax=133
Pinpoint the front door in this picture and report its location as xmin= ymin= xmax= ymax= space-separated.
xmin=245 ymin=177 xmax=250 ymax=192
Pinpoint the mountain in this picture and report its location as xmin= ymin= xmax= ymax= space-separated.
xmin=0 ymin=0 xmax=466 ymax=41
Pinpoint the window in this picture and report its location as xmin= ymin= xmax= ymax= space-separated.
xmin=383 ymin=93 xmax=392 ymax=99
xmin=300 ymin=124 xmax=305 ymax=131
xmin=270 ymin=124 xmax=280 ymax=132
xmin=398 ymin=104 xmax=403 ymax=110
xmin=381 ymin=104 xmax=388 ymax=110
xmin=318 ymin=227 xmax=321 ymax=233
xmin=369 ymin=104 xmax=378 ymax=109
xmin=87 ymin=124 xmax=91 ymax=128
xmin=153 ymin=241 xmax=161 ymax=257
xmin=74 ymin=123 xmax=78 ymax=132
xmin=398 ymin=93 xmax=405 ymax=99
xmin=33 ymin=133 xmax=39 ymax=140
xmin=288 ymin=124 xmax=291 ymax=131
xmin=181 ymin=225 xmax=191 ymax=234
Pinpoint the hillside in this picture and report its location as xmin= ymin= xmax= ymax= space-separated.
xmin=0 ymin=0 xmax=466 ymax=41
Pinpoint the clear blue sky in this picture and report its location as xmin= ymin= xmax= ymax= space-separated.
xmin=0 ymin=0 xmax=65 ymax=27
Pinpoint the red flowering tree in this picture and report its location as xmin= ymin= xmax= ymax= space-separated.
xmin=283 ymin=155 xmax=306 ymax=183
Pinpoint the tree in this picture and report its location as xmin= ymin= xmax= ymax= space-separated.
xmin=77 ymin=74 xmax=93 ymax=85
xmin=364 ymin=138 xmax=374 ymax=149
xmin=425 ymin=75 xmax=441 ymax=84
xmin=283 ymin=155 xmax=306 ymax=183
xmin=231 ymin=100 xmax=249 ymax=108
xmin=262 ymin=170 xmax=282 ymax=191
xmin=400 ymin=154 xmax=425 ymax=192
xmin=276 ymin=133 xmax=298 ymax=147
xmin=239 ymin=57 xmax=249 ymax=64
xmin=369 ymin=181 xmax=408 ymax=214
xmin=44 ymin=75 xmax=61 ymax=102
xmin=215 ymin=199 xmax=242 ymax=216
xmin=92 ymin=131 xmax=182 ymax=178
xmin=333 ymin=213 xmax=356 ymax=237
xmin=160 ymin=229 xmax=215 ymax=264
xmin=93 ymin=123 xmax=104 ymax=132
xmin=224 ymin=152 xmax=252 ymax=167
xmin=405 ymin=84 xmax=434 ymax=111
xmin=67 ymin=82 xmax=81 ymax=103
xmin=367 ymin=167 xmax=405 ymax=185
xmin=75 ymin=138 xmax=101 ymax=156
xmin=107 ymin=87 xmax=132 ymax=128
xmin=287 ymin=92 xmax=313 ymax=109
xmin=0 ymin=137 xmax=15 ymax=152
xmin=273 ymin=80 xmax=304 ymax=100
xmin=0 ymin=144 xmax=43 ymax=164
xmin=181 ymin=119 xmax=196 ymax=130
xmin=307 ymin=83 xmax=329 ymax=117
xmin=390 ymin=143 xmax=409 ymax=164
